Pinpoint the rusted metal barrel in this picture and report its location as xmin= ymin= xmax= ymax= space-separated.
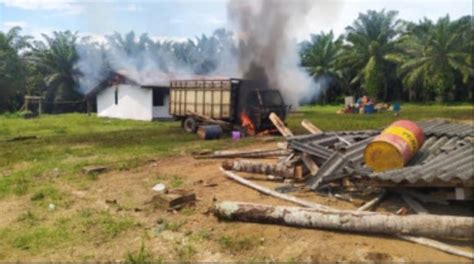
xmin=197 ymin=125 xmax=223 ymax=140
xmin=364 ymin=120 xmax=425 ymax=172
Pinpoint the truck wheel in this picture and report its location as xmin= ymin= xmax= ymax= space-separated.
xmin=183 ymin=117 xmax=197 ymax=133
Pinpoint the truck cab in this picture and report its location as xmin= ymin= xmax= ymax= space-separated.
xmin=240 ymin=89 xmax=288 ymax=131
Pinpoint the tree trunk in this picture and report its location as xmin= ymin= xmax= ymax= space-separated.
xmin=214 ymin=201 xmax=473 ymax=239
xmin=222 ymin=160 xmax=294 ymax=178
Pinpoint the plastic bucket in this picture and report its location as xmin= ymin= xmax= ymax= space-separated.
xmin=232 ymin=131 xmax=241 ymax=141
xmin=364 ymin=104 xmax=375 ymax=114
xmin=392 ymin=102 xmax=401 ymax=112
xmin=197 ymin=125 xmax=222 ymax=140
xmin=364 ymin=120 xmax=425 ymax=172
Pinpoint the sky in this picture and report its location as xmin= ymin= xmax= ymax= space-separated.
xmin=0 ymin=0 xmax=472 ymax=42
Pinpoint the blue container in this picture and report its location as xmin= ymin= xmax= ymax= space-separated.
xmin=392 ymin=102 xmax=401 ymax=112
xmin=364 ymin=104 xmax=375 ymax=114
xmin=197 ymin=125 xmax=222 ymax=140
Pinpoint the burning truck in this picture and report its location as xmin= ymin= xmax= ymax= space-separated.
xmin=169 ymin=78 xmax=289 ymax=135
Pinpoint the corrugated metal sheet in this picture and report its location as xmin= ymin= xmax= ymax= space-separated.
xmin=417 ymin=119 xmax=473 ymax=138
xmin=305 ymin=136 xmax=375 ymax=190
xmin=297 ymin=120 xmax=473 ymax=189
xmin=368 ymin=142 xmax=473 ymax=185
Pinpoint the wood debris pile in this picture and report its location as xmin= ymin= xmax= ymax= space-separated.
xmin=194 ymin=114 xmax=474 ymax=260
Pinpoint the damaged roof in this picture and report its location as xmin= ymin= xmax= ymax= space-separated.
xmin=367 ymin=140 xmax=473 ymax=187
xmin=366 ymin=120 xmax=473 ymax=187
xmin=85 ymin=69 xmax=234 ymax=98
xmin=418 ymin=119 xmax=474 ymax=138
xmin=293 ymin=120 xmax=474 ymax=189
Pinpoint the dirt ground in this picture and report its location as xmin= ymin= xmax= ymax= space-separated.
xmin=1 ymin=142 xmax=473 ymax=262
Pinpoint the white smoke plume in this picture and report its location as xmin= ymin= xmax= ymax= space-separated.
xmin=228 ymin=0 xmax=318 ymax=106
xmin=76 ymin=30 xmax=239 ymax=94
xmin=76 ymin=0 xmax=322 ymax=104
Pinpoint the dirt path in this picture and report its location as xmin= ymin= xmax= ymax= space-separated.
xmin=1 ymin=142 xmax=472 ymax=262
xmin=71 ymin=142 xmax=473 ymax=262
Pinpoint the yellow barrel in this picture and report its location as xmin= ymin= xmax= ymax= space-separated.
xmin=364 ymin=120 xmax=425 ymax=172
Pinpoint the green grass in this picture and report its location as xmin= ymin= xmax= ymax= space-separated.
xmin=0 ymin=208 xmax=136 ymax=254
xmin=287 ymin=103 xmax=472 ymax=133
xmin=0 ymin=113 xmax=252 ymax=198
xmin=0 ymin=104 xmax=471 ymax=259
xmin=125 ymin=243 xmax=161 ymax=264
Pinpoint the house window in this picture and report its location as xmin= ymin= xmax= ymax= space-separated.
xmin=114 ymin=88 xmax=118 ymax=105
xmin=153 ymin=89 xmax=165 ymax=106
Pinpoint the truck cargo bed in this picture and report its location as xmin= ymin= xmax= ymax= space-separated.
xmin=169 ymin=79 xmax=234 ymax=120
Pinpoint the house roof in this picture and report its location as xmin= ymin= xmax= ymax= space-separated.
xmin=85 ymin=70 xmax=170 ymax=98
xmin=85 ymin=69 xmax=234 ymax=98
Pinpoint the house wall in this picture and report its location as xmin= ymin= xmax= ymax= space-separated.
xmin=97 ymin=84 xmax=153 ymax=121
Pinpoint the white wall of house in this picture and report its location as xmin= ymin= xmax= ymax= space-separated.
xmin=97 ymin=84 xmax=153 ymax=121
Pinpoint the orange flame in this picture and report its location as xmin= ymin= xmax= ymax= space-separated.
xmin=240 ymin=112 xmax=256 ymax=136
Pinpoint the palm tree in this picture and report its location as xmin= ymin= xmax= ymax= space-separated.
xmin=301 ymin=31 xmax=342 ymax=76
xmin=387 ymin=15 xmax=473 ymax=101
xmin=105 ymin=31 xmax=152 ymax=71
xmin=300 ymin=31 xmax=347 ymax=103
xmin=29 ymin=31 xmax=82 ymax=107
xmin=338 ymin=10 xmax=402 ymax=100
xmin=0 ymin=27 xmax=30 ymax=111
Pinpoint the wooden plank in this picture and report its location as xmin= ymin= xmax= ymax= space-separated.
xmin=357 ymin=190 xmax=387 ymax=211
xmin=269 ymin=112 xmax=293 ymax=137
xmin=301 ymin=119 xmax=323 ymax=134
xmin=301 ymin=153 xmax=319 ymax=176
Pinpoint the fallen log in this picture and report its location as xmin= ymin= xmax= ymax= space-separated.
xmin=220 ymin=168 xmax=334 ymax=211
xmin=213 ymin=201 xmax=473 ymax=239
xmin=269 ymin=112 xmax=293 ymax=137
xmin=359 ymin=191 xmax=472 ymax=259
xmin=222 ymin=160 xmax=294 ymax=178
xmin=220 ymin=169 xmax=474 ymax=258
xmin=194 ymin=148 xmax=291 ymax=159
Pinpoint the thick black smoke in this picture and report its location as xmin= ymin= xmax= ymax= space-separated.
xmin=228 ymin=0 xmax=318 ymax=105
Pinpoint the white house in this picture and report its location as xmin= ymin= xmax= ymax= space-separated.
xmin=86 ymin=71 xmax=173 ymax=121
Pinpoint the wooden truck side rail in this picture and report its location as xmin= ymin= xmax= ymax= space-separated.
xmin=169 ymin=79 xmax=234 ymax=120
